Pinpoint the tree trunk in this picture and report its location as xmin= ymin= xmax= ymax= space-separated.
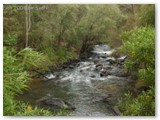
xmin=25 ymin=4 xmax=31 ymax=48
xmin=79 ymin=36 xmax=89 ymax=58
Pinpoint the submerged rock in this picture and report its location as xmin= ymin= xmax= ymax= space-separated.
xmin=93 ymin=94 xmax=112 ymax=103
xmin=109 ymin=67 xmax=128 ymax=77
xmin=40 ymin=97 xmax=75 ymax=110
xmin=97 ymin=83 xmax=120 ymax=93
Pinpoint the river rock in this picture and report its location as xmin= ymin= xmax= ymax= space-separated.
xmin=113 ymin=106 xmax=122 ymax=116
xmin=95 ymin=64 xmax=103 ymax=71
xmin=42 ymin=98 xmax=75 ymax=110
xmin=106 ymin=57 xmax=116 ymax=64
xmin=100 ymin=68 xmax=110 ymax=77
xmin=69 ymin=65 xmax=74 ymax=69
xmin=117 ymin=56 xmax=127 ymax=65
xmin=44 ymin=74 xmax=56 ymax=80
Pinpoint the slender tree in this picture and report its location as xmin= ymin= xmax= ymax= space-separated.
xmin=25 ymin=4 xmax=31 ymax=47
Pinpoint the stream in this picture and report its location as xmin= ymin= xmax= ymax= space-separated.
xmin=18 ymin=44 xmax=134 ymax=116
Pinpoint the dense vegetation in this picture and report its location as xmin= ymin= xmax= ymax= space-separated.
xmin=117 ymin=5 xmax=155 ymax=116
xmin=3 ymin=4 xmax=155 ymax=116
xmin=118 ymin=26 xmax=155 ymax=116
xmin=4 ymin=36 xmax=52 ymax=115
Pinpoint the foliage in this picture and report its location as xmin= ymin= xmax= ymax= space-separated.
xmin=138 ymin=4 xmax=155 ymax=26
xmin=4 ymin=97 xmax=53 ymax=116
xmin=42 ymin=47 xmax=77 ymax=67
xmin=3 ymin=35 xmax=68 ymax=116
xmin=118 ymin=86 xmax=155 ymax=116
xmin=119 ymin=26 xmax=155 ymax=85
xmin=3 ymin=46 xmax=51 ymax=116
xmin=118 ymin=26 xmax=155 ymax=116
xmin=4 ymin=4 xmax=123 ymax=57
xmin=3 ymin=46 xmax=30 ymax=96
xmin=3 ymin=34 xmax=17 ymax=46
xmin=16 ymin=47 xmax=51 ymax=71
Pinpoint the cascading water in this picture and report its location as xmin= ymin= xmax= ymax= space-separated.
xmin=18 ymin=44 xmax=133 ymax=116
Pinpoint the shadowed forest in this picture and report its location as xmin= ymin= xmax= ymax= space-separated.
xmin=3 ymin=4 xmax=155 ymax=116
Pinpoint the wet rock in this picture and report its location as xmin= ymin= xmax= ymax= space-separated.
xmin=95 ymin=64 xmax=103 ymax=71
xmin=90 ymin=75 xmax=96 ymax=78
xmin=89 ymin=57 xmax=93 ymax=60
xmin=115 ymin=71 xmax=128 ymax=77
xmin=103 ymin=65 xmax=112 ymax=70
xmin=44 ymin=74 xmax=56 ymax=80
xmin=100 ymin=68 xmax=109 ymax=77
xmin=69 ymin=65 xmax=74 ymax=69
xmin=135 ymin=80 xmax=149 ymax=94
xmin=42 ymin=98 xmax=75 ymax=110
xmin=109 ymin=67 xmax=128 ymax=77
xmin=117 ymin=56 xmax=127 ymax=65
xmin=80 ymin=65 xmax=93 ymax=72
xmin=113 ymin=106 xmax=122 ymax=116
xmin=101 ymin=55 xmax=107 ymax=59
xmin=106 ymin=57 xmax=116 ymax=64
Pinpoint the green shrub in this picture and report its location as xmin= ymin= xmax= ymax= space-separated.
xmin=119 ymin=26 xmax=155 ymax=85
xmin=4 ymin=46 xmax=53 ymax=116
xmin=118 ymin=26 xmax=155 ymax=116
xmin=16 ymin=47 xmax=52 ymax=71
xmin=118 ymin=86 xmax=155 ymax=116
xmin=3 ymin=46 xmax=30 ymax=96
xmin=42 ymin=47 xmax=77 ymax=67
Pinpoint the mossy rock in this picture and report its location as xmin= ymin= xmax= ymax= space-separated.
xmin=135 ymin=80 xmax=149 ymax=93
xmin=135 ymin=80 xmax=148 ymax=89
